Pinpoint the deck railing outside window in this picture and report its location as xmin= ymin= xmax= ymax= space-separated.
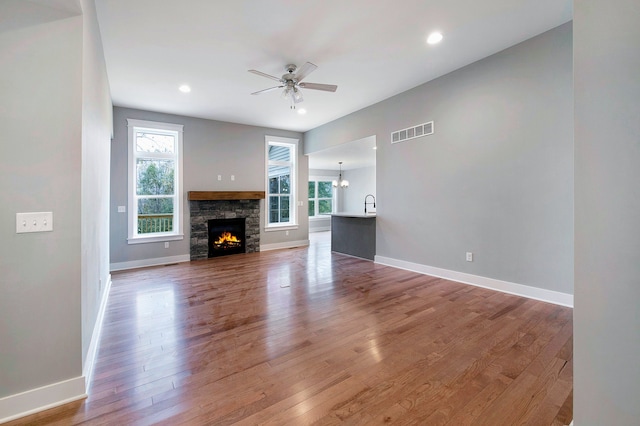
xmin=138 ymin=214 xmax=173 ymax=234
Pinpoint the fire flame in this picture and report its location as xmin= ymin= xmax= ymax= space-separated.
xmin=214 ymin=231 xmax=240 ymax=245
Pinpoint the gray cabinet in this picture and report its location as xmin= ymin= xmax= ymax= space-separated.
xmin=331 ymin=214 xmax=376 ymax=260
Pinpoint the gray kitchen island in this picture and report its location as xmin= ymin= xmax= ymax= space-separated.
xmin=331 ymin=213 xmax=376 ymax=260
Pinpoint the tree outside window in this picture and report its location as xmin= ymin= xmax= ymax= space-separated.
xmin=127 ymin=119 xmax=183 ymax=243
xmin=308 ymin=178 xmax=334 ymax=217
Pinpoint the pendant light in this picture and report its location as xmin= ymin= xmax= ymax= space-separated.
xmin=332 ymin=162 xmax=349 ymax=188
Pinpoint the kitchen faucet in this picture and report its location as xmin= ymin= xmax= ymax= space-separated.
xmin=364 ymin=194 xmax=376 ymax=214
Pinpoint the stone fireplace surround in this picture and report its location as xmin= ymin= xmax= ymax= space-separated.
xmin=188 ymin=191 xmax=264 ymax=261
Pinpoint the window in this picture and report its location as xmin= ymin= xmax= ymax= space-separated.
xmin=266 ymin=136 xmax=298 ymax=229
xmin=308 ymin=178 xmax=335 ymax=217
xmin=127 ymin=119 xmax=183 ymax=244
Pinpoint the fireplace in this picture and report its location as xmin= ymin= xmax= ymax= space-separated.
xmin=208 ymin=218 xmax=245 ymax=257
xmin=188 ymin=192 xmax=263 ymax=261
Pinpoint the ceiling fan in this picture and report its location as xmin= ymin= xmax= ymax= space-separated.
xmin=248 ymin=62 xmax=337 ymax=109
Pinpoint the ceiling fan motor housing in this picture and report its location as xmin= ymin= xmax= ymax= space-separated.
xmin=285 ymin=64 xmax=297 ymax=74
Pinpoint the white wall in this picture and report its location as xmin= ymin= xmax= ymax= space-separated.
xmin=341 ymin=166 xmax=376 ymax=214
xmin=308 ymin=165 xmax=377 ymax=226
xmin=574 ymin=0 xmax=640 ymax=423
xmin=305 ymin=23 xmax=574 ymax=297
xmin=308 ymin=169 xmax=337 ymax=232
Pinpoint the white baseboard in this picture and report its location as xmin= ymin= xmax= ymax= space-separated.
xmin=0 ymin=273 xmax=113 ymax=423
xmin=374 ymin=256 xmax=573 ymax=308
xmin=110 ymin=254 xmax=190 ymax=272
xmin=83 ymin=274 xmax=111 ymax=390
xmin=0 ymin=376 xmax=86 ymax=424
xmin=310 ymin=226 xmax=331 ymax=232
xmin=260 ymin=239 xmax=309 ymax=252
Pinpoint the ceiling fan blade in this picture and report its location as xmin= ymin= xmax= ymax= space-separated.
xmin=294 ymin=62 xmax=317 ymax=82
xmin=298 ymin=82 xmax=338 ymax=92
xmin=251 ymin=85 xmax=283 ymax=95
xmin=248 ymin=69 xmax=282 ymax=83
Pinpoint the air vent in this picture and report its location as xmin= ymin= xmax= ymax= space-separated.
xmin=391 ymin=121 xmax=434 ymax=144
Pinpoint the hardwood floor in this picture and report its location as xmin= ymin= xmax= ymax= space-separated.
xmin=8 ymin=232 xmax=573 ymax=425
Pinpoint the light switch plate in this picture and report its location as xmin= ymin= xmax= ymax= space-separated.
xmin=16 ymin=212 xmax=53 ymax=233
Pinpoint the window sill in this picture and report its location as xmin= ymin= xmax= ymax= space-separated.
xmin=127 ymin=234 xmax=184 ymax=245
xmin=264 ymin=224 xmax=298 ymax=232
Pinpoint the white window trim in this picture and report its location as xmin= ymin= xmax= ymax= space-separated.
xmin=127 ymin=119 xmax=184 ymax=244
xmin=308 ymin=175 xmax=337 ymax=220
xmin=265 ymin=135 xmax=299 ymax=230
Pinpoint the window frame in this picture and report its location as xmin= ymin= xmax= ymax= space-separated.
xmin=127 ymin=119 xmax=184 ymax=244
xmin=265 ymin=135 xmax=299 ymax=231
xmin=308 ymin=175 xmax=337 ymax=219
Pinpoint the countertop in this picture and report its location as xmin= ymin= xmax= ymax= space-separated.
xmin=331 ymin=212 xmax=376 ymax=219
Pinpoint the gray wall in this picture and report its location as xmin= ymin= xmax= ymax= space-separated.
xmin=110 ymin=107 xmax=307 ymax=265
xmin=0 ymin=0 xmax=112 ymax=403
xmin=0 ymin=12 xmax=84 ymax=397
xmin=80 ymin=0 xmax=113 ymax=369
xmin=305 ymin=23 xmax=573 ymax=295
xmin=574 ymin=0 xmax=640 ymax=423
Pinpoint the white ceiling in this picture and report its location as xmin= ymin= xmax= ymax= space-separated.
xmin=308 ymin=136 xmax=376 ymax=171
xmin=95 ymin=0 xmax=572 ymax=134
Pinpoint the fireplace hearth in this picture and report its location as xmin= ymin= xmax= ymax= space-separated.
xmin=208 ymin=218 xmax=245 ymax=257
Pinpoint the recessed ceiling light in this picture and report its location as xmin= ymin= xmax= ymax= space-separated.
xmin=179 ymin=84 xmax=191 ymax=93
xmin=297 ymin=108 xmax=307 ymax=115
xmin=427 ymin=32 xmax=443 ymax=45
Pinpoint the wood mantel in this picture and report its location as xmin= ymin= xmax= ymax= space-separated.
xmin=188 ymin=191 xmax=265 ymax=201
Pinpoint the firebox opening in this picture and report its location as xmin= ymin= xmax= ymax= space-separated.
xmin=208 ymin=218 xmax=246 ymax=258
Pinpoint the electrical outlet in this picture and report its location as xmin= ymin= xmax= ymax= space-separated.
xmin=16 ymin=212 xmax=53 ymax=233
xmin=231 ymin=175 xmax=235 ymax=181
xmin=466 ymin=252 xmax=473 ymax=262
xmin=217 ymin=175 xmax=222 ymax=181
xmin=285 ymin=230 xmax=289 ymax=236
xmin=117 ymin=206 xmax=126 ymax=213
xmin=164 ymin=242 xmax=170 ymax=248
